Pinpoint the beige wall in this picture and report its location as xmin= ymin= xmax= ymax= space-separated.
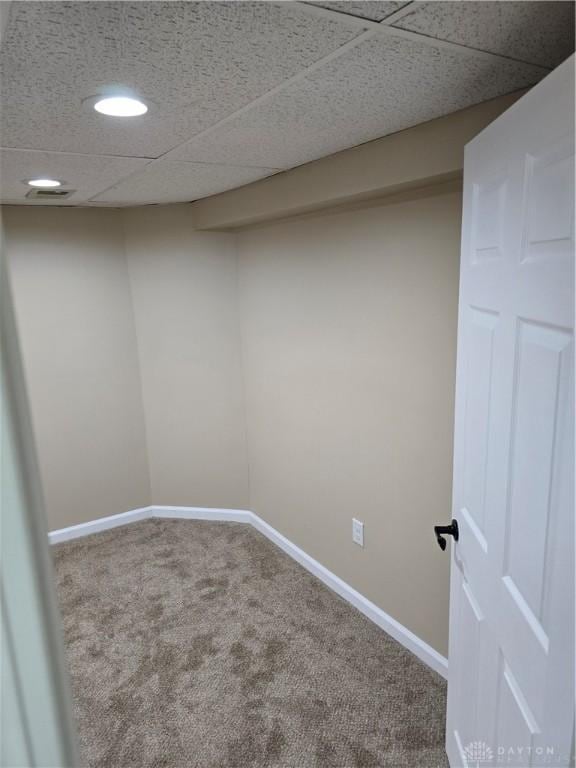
xmin=236 ymin=185 xmax=461 ymax=655
xmin=2 ymin=206 xmax=150 ymax=529
xmin=122 ymin=206 xmax=249 ymax=508
xmin=2 ymin=183 xmax=461 ymax=656
xmin=3 ymin=205 xmax=250 ymax=524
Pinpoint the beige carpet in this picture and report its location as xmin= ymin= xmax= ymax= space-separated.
xmin=53 ymin=519 xmax=448 ymax=768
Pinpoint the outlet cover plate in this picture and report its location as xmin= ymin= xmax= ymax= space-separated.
xmin=352 ymin=518 xmax=364 ymax=547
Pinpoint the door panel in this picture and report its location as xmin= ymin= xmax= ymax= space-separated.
xmin=446 ymin=56 xmax=574 ymax=768
xmin=454 ymin=578 xmax=484 ymax=750
xmin=504 ymin=321 xmax=571 ymax=625
xmin=462 ymin=306 xmax=498 ymax=542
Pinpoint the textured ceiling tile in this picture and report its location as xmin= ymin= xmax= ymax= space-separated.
xmin=307 ymin=2 xmax=408 ymax=22
xmin=0 ymin=149 xmax=149 ymax=204
xmin=168 ymin=34 xmax=545 ymax=170
xmin=0 ymin=1 xmax=357 ymax=158
xmin=395 ymin=2 xmax=575 ymax=68
xmin=91 ymin=160 xmax=280 ymax=205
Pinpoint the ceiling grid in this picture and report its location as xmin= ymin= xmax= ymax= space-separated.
xmin=0 ymin=0 xmax=573 ymax=206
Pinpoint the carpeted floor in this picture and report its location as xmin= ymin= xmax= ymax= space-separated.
xmin=53 ymin=519 xmax=448 ymax=768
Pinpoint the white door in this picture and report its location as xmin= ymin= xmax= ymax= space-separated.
xmin=446 ymin=56 xmax=575 ymax=768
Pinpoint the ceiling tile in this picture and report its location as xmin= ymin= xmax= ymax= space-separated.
xmin=307 ymin=2 xmax=408 ymax=22
xmin=91 ymin=160 xmax=280 ymax=205
xmin=0 ymin=149 xmax=149 ymax=204
xmin=168 ymin=34 xmax=544 ymax=170
xmin=394 ymin=2 xmax=575 ymax=68
xmin=0 ymin=1 xmax=357 ymax=158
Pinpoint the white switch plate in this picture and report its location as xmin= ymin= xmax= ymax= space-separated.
xmin=352 ymin=518 xmax=364 ymax=547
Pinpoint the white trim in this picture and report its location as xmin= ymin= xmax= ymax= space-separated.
xmin=151 ymin=506 xmax=252 ymax=523
xmin=48 ymin=506 xmax=251 ymax=543
xmin=48 ymin=505 xmax=448 ymax=678
xmin=48 ymin=506 xmax=152 ymax=544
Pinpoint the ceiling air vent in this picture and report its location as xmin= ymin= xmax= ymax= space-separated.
xmin=25 ymin=188 xmax=75 ymax=201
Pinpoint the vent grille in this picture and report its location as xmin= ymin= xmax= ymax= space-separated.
xmin=25 ymin=188 xmax=75 ymax=200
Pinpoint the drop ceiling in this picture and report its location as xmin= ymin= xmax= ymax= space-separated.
xmin=0 ymin=0 xmax=573 ymax=207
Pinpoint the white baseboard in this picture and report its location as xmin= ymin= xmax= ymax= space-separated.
xmin=48 ymin=506 xmax=153 ymax=544
xmin=49 ymin=505 xmax=448 ymax=679
xmin=151 ymin=506 xmax=252 ymax=523
xmin=48 ymin=506 xmax=251 ymax=544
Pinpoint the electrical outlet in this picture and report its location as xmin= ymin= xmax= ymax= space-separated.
xmin=352 ymin=518 xmax=364 ymax=547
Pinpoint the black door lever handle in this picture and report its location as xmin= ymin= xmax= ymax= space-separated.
xmin=434 ymin=519 xmax=459 ymax=551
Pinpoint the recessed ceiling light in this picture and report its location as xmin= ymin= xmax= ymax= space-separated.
xmin=93 ymin=95 xmax=148 ymax=117
xmin=27 ymin=178 xmax=62 ymax=188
